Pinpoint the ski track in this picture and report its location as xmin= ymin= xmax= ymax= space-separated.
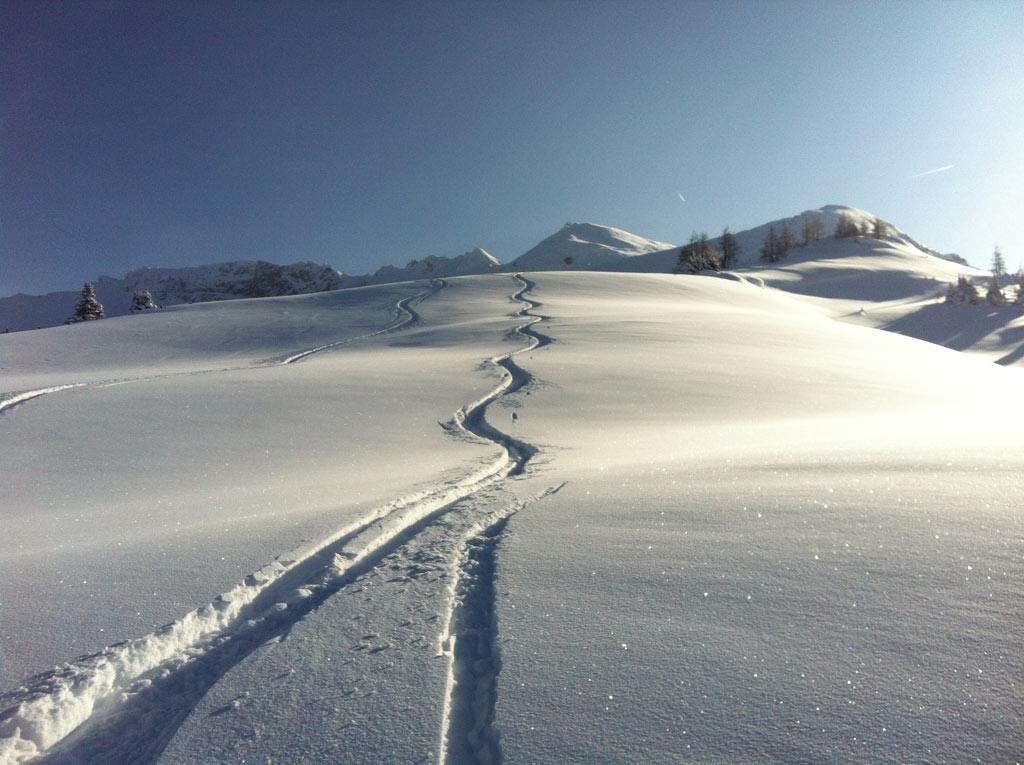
xmin=440 ymin=515 xmax=510 ymax=765
xmin=0 ymin=274 xmax=550 ymax=764
xmin=436 ymin=481 xmax=566 ymax=765
xmin=0 ymin=280 xmax=446 ymax=419
xmin=276 ymin=278 xmax=445 ymax=364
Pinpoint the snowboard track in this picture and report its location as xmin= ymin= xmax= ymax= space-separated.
xmin=0 ymin=280 xmax=447 ymax=418
xmin=0 ymin=274 xmax=550 ymax=765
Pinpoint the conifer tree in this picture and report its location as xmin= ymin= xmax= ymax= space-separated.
xmin=675 ymin=231 xmax=722 ymax=272
xmin=985 ymin=247 xmax=1008 ymax=305
xmin=67 ymin=283 xmax=105 ymax=323
xmin=966 ymin=277 xmax=981 ymax=305
xmin=1012 ymin=268 xmax=1024 ymax=307
xmin=944 ymin=281 xmax=959 ymax=303
xmin=720 ymin=227 xmax=740 ymax=268
xmin=945 ymin=275 xmax=981 ymax=305
xmin=872 ymin=216 xmax=888 ymax=239
xmin=961 ymin=276 xmax=980 ymax=304
xmin=130 ymin=290 xmax=159 ymax=312
xmin=674 ymin=233 xmax=700 ymax=274
xmin=760 ymin=226 xmax=780 ymax=263
xmin=991 ymin=247 xmax=1007 ymax=281
xmin=986 ymin=280 xmax=1006 ymax=306
xmin=834 ymin=212 xmax=860 ymax=238
xmin=778 ymin=224 xmax=798 ymax=256
xmin=801 ymin=216 xmax=824 ymax=246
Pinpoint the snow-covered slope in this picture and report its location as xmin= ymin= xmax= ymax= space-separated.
xmin=0 ymin=261 xmax=347 ymax=333
xmin=718 ymin=215 xmax=1024 ymax=364
xmin=727 ymin=204 xmax=966 ymax=268
xmin=2 ymin=272 xmax=1022 ymax=764
xmin=506 ymin=222 xmax=676 ymax=271
xmin=493 ymin=273 xmax=1024 ymax=765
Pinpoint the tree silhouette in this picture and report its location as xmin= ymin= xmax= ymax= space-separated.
xmin=67 ymin=283 xmax=105 ymax=323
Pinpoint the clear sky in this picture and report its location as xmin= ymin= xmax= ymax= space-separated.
xmin=2 ymin=0 xmax=1021 ymax=296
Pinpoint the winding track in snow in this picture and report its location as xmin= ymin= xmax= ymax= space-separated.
xmin=435 ymin=273 xmax=554 ymax=764
xmin=276 ymin=278 xmax=445 ymax=364
xmin=0 ymin=274 xmax=552 ymax=764
xmin=454 ymin=274 xmax=550 ymax=475
xmin=0 ymin=280 xmax=446 ymax=418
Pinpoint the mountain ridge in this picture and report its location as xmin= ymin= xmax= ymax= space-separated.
xmin=0 ymin=205 xmax=980 ymax=332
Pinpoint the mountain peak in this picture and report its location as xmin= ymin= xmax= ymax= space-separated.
xmin=369 ymin=247 xmax=502 ymax=283
xmin=509 ymin=222 xmax=675 ymax=271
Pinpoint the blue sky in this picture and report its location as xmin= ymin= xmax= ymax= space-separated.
xmin=2 ymin=0 xmax=1021 ymax=296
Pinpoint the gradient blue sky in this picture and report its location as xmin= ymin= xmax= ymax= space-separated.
xmin=2 ymin=0 xmax=1021 ymax=296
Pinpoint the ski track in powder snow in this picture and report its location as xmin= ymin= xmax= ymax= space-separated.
xmin=0 ymin=279 xmax=447 ymax=418
xmin=436 ymin=481 xmax=566 ymax=765
xmin=0 ymin=274 xmax=553 ymax=765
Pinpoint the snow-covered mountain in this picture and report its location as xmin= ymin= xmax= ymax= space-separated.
xmin=0 ymin=205 xmax=984 ymax=334
xmin=723 ymin=204 xmax=967 ymax=268
xmin=361 ymin=247 xmax=502 ymax=285
xmin=506 ymin=222 xmax=675 ymax=271
xmin=124 ymin=260 xmax=347 ymax=302
xmin=0 ymin=261 xmax=347 ymax=333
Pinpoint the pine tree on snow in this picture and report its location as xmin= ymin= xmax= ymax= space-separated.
xmin=963 ymin=276 xmax=981 ymax=305
xmin=991 ymin=247 xmax=1007 ymax=281
xmin=945 ymin=276 xmax=980 ymax=305
xmin=834 ymin=212 xmax=860 ymax=239
xmin=986 ymin=281 xmax=1006 ymax=306
xmin=720 ymin=227 xmax=741 ymax=268
xmin=801 ymin=216 xmax=824 ymax=246
xmin=675 ymin=231 xmax=722 ymax=273
xmin=760 ymin=226 xmax=779 ymax=262
xmin=987 ymin=248 xmax=1007 ymax=305
xmin=872 ymin=216 xmax=888 ymax=239
xmin=778 ymin=224 xmax=798 ymax=255
xmin=130 ymin=290 xmax=159 ymax=312
xmin=67 ymin=283 xmax=105 ymax=323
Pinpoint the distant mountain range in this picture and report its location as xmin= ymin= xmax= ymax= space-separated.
xmin=0 ymin=205 xmax=972 ymax=332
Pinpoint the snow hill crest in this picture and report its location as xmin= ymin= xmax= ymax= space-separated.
xmin=0 ymin=205 xmax=975 ymax=332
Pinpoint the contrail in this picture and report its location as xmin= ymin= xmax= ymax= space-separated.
xmin=912 ymin=164 xmax=953 ymax=178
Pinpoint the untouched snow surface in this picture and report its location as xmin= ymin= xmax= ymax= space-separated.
xmin=1 ymin=272 xmax=1022 ymax=763
xmin=508 ymin=223 xmax=675 ymax=272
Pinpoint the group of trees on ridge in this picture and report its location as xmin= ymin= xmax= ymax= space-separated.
xmin=671 ymin=216 xmax=1022 ymax=313
xmin=760 ymin=213 xmax=888 ymax=264
xmin=946 ymin=247 xmax=1024 ymax=308
xmin=675 ymin=213 xmax=886 ymax=273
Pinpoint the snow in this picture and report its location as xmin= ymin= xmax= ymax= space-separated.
xmin=731 ymin=230 xmax=1024 ymax=366
xmin=489 ymin=273 xmax=1024 ymax=764
xmin=507 ymin=222 xmax=676 ymax=271
xmin=9 ymin=205 xmax=1018 ymax=370
xmin=2 ymin=267 xmax=1023 ymax=763
xmin=368 ymin=248 xmax=503 ymax=285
